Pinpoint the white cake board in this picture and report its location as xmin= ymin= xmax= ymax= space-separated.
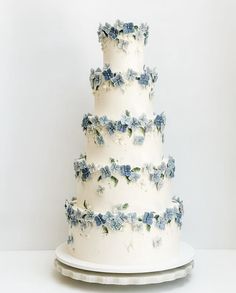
xmin=54 ymin=258 xmax=194 ymax=285
xmin=55 ymin=241 xmax=195 ymax=274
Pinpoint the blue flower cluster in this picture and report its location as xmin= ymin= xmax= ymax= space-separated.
xmin=81 ymin=112 xmax=166 ymax=146
xmin=166 ymin=157 xmax=175 ymax=178
xmin=65 ymin=196 xmax=184 ymax=233
xmin=89 ymin=65 xmax=158 ymax=90
xmin=154 ymin=112 xmax=166 ymax=132
xmin=149 ymin=157 xmax=176 ymax=189
xmin=74 ymin=155 xmax=94 ymax=181
xmin=133 ymin=136 xmax=144 ymax=145
xmin=98 ymin=20 xmax=149 ymax=48
xmin=123 ymin=22 xmax=135 ymax=34
xmin=74 ymin=155 xmax=175 ymax=190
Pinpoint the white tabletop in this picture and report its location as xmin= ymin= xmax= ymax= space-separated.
xmin=0 ymin=249 xmax=235 ymax=292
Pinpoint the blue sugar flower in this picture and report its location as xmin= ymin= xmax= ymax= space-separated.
xmin=95 ymin=134 xmax=104 ymax=145
xmin=99 ymin=115 xmax=109 ymax=126
xmin=166 ymin=157 xmax=175 ymax=178
xmin=84 ymin=210 xmax=94 ymax=222
xmin=126 ymin=69 xmax=137 ymax=81
xmin=65 ymin=202 xmax=74 ymax=219
xmin=126 ymin=212 xmax=137 ymax=223
xmin=117 ymin=121 xmax=128 ymax=132
xmin=106 ymin=121 xmax=116 ymax=135
xmin=123 ymin=22 xmax=134 ymax=34
xmin=138 ymin=73 xmax=150 ymax=86
xmin=143 ymin=212 xmax=154 ymax=225
xmin=175 ymin=212 xmax=183 ymax=227
xmin=109 ymin=27 xmax=118 ymax=39
xmin=100 ymin=166 xmax=111 ymax=178
xmin=128 ymin=172 xmax=140 ymax=182
xmin=74 ymin=159 xmax=87 ymax=177
xmin=102 ymin=68 xmax=113 ymax=81
xmin=109 ymin=216 xmax=123 ymax=231
xmin=154 ymin=113 xmax=166 ymax=131
xmin=164 ymin=208 xmax=174 ymax=222
xmin=100 ymin=22 xmax=112 ymax=36
xmin=133 ymin=136 xmax=144 ymax=145
xmin=89 ymin=68 xmax=103 ymax=90
xmin=130 ymin=117 xmax=140 ymax=129
xmin=159 ymin=162 xmax=167 ymax=173
xmin=150 ymin=169 xmax=162 ymax=184
xmin=95 ymin=213 xmax=106 ymax=226
xmin=121 ymin=112 xmax=131 ymax=127
xmin=110 ymin=162 xmax=120 ymax=173
xmin=120 ymin=165 xmax=132 ymax=177
xmin=111 ymin=74 xmax=124 ymax=87
xmin=81 ymin=114 xmax=91 ymax=131
xmin=81 ymin=167 xmax=91 ymax=181
xmin=139 ymin=114 xmax=148 ymax=128
xmin=156 ymin=216 xmax=166 ymax=230
xmin=70 ymin=214 xmax=79 ymax=226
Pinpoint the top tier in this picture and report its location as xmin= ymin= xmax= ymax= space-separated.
xmin=98 ymin=20 xmax=149 ymax=72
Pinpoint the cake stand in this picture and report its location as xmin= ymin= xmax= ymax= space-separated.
xmin=54 ymin=241 xmax=194 ymax=285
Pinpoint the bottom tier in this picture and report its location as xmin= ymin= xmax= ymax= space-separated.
xmin=65 ymin=197 xmax=183 ymax=266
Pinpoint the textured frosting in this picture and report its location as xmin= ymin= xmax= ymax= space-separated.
xmin=94 ymin=81 xmax=154 ymax=119
xmin=69 ymin=222 xmax=180 ymax=265
xmin=65 ymin=21 xmax=182 ymax=266
xmin=86 ymin=130 xmax=163 ymax=166
xmin=76 ymin=176 xmax=172 ymax=213
xmin=68 ymin=197 xmax=180 ymax=265
xmin=102 ymin=37 xmax=144 ymax=72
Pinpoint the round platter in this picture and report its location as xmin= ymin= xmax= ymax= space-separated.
xmin=54 ymin=258 xmax=194 ymax=285
xmin=55 ymin=241 xmax=194 ymax=274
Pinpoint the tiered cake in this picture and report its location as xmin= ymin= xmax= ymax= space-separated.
xmin=65 ymin=20 xmax=183 ymax=266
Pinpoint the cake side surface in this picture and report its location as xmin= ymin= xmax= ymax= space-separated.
xmin=66 ymin=197 xmax=182 ymax=265
xmin=64 ymin=21 xmax=183 ymax=266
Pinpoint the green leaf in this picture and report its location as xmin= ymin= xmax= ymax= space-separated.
xmin=128 ymin=128 xmax=132 ymax=137
xmin=111 ymin=176 xmax=118 ymax=186
xmin=154 ymin=215 xmax=159 ymax=220
xmin=83 ymin=200 xmax=88 ymax=209
xmin=126 ymin=176 xmax=131 ymax=184
xmin=125 ymin=110 xmax=130 ymax=116
xmin=97 ymin=175 xmax=102 ymax=182
xmin=146 ymin=224 xmax=151 ymax=232
xmin=132 ymin=167 xmax=141 ymax=172
xmin=122 ymin=203 xmax=129 ymax=210
xmin=140 ymin=127 xmax=146 ymax=135
xmin=110 ymin=158 xmax=115 ymax=163
xmin=102 ymin=225 xmax=109 ymax=235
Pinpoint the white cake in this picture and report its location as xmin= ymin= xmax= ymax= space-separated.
xmin=65 ymin=20 xmax=183 ymax=266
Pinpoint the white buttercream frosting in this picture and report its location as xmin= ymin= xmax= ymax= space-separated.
xmin=94 ymin=80 xmax=154 ymax=119
xmin=66 ymin=21 xmax=182 ymax=266
xmin=102 ymin=36 xmax=144 ymax=72
xmin=86 ymin=129 xmax=163 ymax=166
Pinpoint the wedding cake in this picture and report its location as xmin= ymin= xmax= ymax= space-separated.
xmin=64 ymin=20 xmax=184 ymax=266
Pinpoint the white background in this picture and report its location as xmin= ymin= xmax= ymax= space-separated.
xmin=0 ymin=0 xmax=236 ymax=250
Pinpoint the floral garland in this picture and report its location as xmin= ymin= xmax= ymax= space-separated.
xmin=74 ymin=155 xmax=175 ymax=190
xmin=65 ymin=197 xmax=183 ymax=234
xmin=82 ymin=111 xmax=166 ymax=146
xmin=98 ymin=20 xmax=149 ymax=51
xmin=89 ymin=65 xmax=158 ymax=91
